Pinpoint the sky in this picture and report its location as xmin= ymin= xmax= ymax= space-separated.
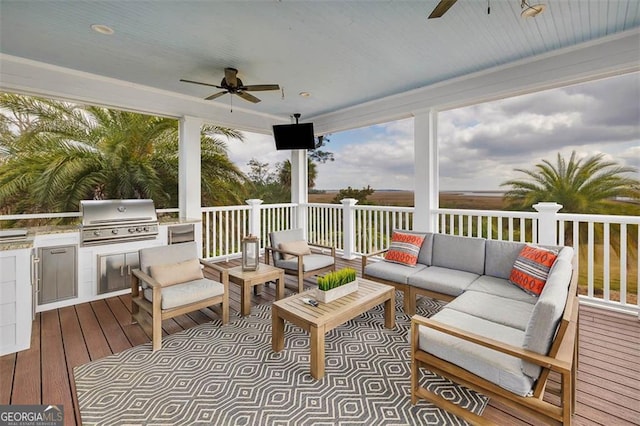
xmin=225 ymin=72 xmax=640 ymax=192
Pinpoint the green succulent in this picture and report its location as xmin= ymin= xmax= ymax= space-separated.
xmin=317 ymin=268 xmax=357 ymax=291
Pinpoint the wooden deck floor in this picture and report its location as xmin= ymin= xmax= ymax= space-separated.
xmin=1 ymin=257 xmax=638 ymax=426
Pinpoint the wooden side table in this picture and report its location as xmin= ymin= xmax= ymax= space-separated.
xmin=271 ymin=278 xmax=395 ymax=379
xmin=228 ymin=263 xmax=285 ymax=316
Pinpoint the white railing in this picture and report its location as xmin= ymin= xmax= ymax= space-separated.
xmin=201 ymin=202 xmax=298 ymax=260
xmin=2 ymin=201 xmax=637 ymax=314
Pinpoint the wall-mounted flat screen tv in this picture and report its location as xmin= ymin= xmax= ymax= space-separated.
xmin=273 ymin=123 xmax=315 ymax=150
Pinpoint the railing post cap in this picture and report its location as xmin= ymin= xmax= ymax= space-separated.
xmin=245 ymin=199 xmax=264 ymax=206
xmin=532 ymin=202 xmax=563 ymax=212
xmin=341 ymin=198 xmax=359 ymax=206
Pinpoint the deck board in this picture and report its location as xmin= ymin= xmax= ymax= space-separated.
xmin=1 ymin=257 xmax=638 ymax=426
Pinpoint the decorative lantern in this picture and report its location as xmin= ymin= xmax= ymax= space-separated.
xmin=242 ymin=234 xmax=260 ymax=271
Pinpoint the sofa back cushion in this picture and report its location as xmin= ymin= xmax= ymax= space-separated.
xmin=484 ymin=240 xmax=526 ymax=279
xmin=431 ymin=234 xmax=485 ymax=275
xmin=522 ymin=257 xmax=573 ymax=378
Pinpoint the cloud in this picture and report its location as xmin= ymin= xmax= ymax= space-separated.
xmin=225 ymin=73 xmax=639 ymax=192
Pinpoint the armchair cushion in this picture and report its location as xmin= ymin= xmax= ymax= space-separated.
xmin=275 ymin=253 xmax=334 ymax=272
xmin=407 ymin=266 xmax=478 ymax=297
xmin=143 ymin=278 xmax=225 ymax=310
xmin=279 ymin=240 xmax=312 ymax=260
xmin=149 ymin=258 xmax=204 ymax=286
xmin=269 ymin=228 xmax=306 ymax=261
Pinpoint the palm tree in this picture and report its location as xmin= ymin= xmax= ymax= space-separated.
xmin=0 ymin=93 xmax=248 ymax=213
xmin=502 ymin=151 xmax=639 ymax=213
xmin=276 ymin=159 xmax=318 ymax=189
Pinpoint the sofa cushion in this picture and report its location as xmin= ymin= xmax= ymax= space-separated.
xmin=149 ymin=258 xmax=204 ymax=286
xmin=431 ymin=234 xmax=485 ymax=275
xmin=279 ymin=240 xmax=312 ymax=260
xmin=275 ymin=253 xmax=334 ymax=272
xmin=445 ymin=290 xmax=535 ymax=331
xmin=408 ymin=266 xmax=478 ymax=297
xmin=385 ymin=231 xmax=426 ymax=267
xmin=365 ymin=261 xmax=427 ymax=284
xmin=418 ymin=308 xmax=535 ymax=396
xmin=509 ymin=245 xmax=558 ymax=296
xmin=522 ymin=258 xmax=573 ymax=378
xmin=484 ymin=240 xmax=526 ymax=279
xmin=466 ymin=275 xmax=537 ymax=304
xmin=143 ymin=278 xmax=224 ymax=310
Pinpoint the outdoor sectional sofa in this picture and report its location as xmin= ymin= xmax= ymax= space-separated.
xmin=362 ymin=232 xmax=579 ymax=424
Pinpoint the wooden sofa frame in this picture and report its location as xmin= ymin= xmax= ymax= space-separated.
xmin=410 ymin=266 xmax=579 ymax=425
xmin=265 ymin=243 xmax=336 ymax=293
xmin=131 ymin=259 xmax=229 ymax=351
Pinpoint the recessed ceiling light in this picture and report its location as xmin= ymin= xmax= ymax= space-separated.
xmin=91 ymin=24 xmax=114 ymax=35
xmin=299 ymin=92 xmax=311 ymax=97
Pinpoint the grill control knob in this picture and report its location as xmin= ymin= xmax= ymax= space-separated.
xmin=128 ymin=228 xmax=136 ymax=233
xmin=136 ymin=227 xmax=142 ymax=232
xmin=112 ymin=229 xmax=119 ymax=235
xmin=93 ymin=230 xmax=101 ymax=236
xmin=143 ymin=226 xmax=149 ymax=232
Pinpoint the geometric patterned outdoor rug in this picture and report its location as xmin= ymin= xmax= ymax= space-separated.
xmin=74 ymin=294 xmax=488 ymax=425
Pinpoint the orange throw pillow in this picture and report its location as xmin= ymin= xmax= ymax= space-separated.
xmin=509 ymin=245 xmax=558 ymax=296
xmin=384 ymin=231 xmax=426 ymax=267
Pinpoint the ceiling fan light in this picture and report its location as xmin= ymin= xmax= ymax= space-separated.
xmin=520 ymin=1 xmax=545 ymax=18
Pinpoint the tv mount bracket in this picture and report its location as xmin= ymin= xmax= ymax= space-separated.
xmin=292 ymin=113 xmax=301 ymax=124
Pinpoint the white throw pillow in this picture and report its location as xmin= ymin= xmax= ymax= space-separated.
xmin=279 ymin=240 xmax=312 ymax=260
xmin=149 ymin=258 xmax=204 ymax=286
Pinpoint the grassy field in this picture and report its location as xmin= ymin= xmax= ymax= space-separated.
xmin=309 ymin=190 xmax=509 ymax=210
xmin=310 ymin=190 xmax=638 ymax=305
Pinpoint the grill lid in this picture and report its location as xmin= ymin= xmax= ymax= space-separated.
xmin=80 ymin=199 xmax=158 ymax=226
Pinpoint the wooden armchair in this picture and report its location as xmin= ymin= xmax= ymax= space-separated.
xmin=265 ymin=228 xmax=336 ymax=293
xmin=130 ymin=242 xmax=229 ymax=351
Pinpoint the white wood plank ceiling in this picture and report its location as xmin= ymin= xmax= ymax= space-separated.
xmin=0 ymin=0 xmax=638 ymax=132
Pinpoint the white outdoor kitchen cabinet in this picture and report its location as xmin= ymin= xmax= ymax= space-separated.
xmin=0 ymin=248 xmax=32 ymax=355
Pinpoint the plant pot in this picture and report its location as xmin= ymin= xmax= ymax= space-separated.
xmin=315 ymin=280 xmax=358 ymax=304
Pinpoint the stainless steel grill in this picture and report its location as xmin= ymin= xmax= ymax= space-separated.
xmin=80 ymin=199 xmax=159 ymax=246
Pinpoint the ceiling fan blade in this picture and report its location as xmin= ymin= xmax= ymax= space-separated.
xmin=241 ymin=84 xmax=280 ymax=92
xmin=180 ymin=78 xmax=223 ymax=89
xmin=428 ymin=0 xmax=457 ymax=19
xmin=205 ymin=91 xmax=228 ymax=101
xmin=224 ymin=68 xmax=238 ymax=87
xmin=236 ymin=91 xmax=261 ymax=103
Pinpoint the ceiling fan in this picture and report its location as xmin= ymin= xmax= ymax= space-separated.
xmin=427 ymin=0 xmax=545 ymax=19
xmin=180 ymin=67 xmax=280 ymax=104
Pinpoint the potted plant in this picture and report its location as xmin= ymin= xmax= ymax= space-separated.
xmin=315 ymin=268 xmax=358 ymax=303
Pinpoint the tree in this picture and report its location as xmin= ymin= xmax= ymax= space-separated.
xmin=331 ymin=186 xmax=375 ymax=204
xmin=309 ymin=134 xmax=334 ymax=164
xmin=244 ymin=158 xmax=289 ymax=203
xmin=0 ymin=93 xmax=248 ymax=213
xmin=276 ymin=159 xmax=318 ymax=189
xmin=502 ymin=151 xmax=639 ymax=213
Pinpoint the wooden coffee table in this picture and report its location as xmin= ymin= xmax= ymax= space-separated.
xmin=271 ymin=278 xmax=395 ymax=379
xmin=228 ymin=263 xmax=285 ymax=316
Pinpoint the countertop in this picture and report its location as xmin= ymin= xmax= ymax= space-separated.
xmin=0 ymin=218 xmax=200 ymax=251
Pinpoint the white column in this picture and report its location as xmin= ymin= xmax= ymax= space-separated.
xmin=290 ymin=150 xmax=308 ymax=237
xmin=341 ymin=198 xmax=358 ymax=260
xmin=246 ymin=199 xmax=263 ymax=241
xmin=413 ymin=109 xmax=439 ymax=232
xmin=178 ymin=116 xmax=203 ymax=221
xmin=533 ymin=202 xmax=563 ymax=245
